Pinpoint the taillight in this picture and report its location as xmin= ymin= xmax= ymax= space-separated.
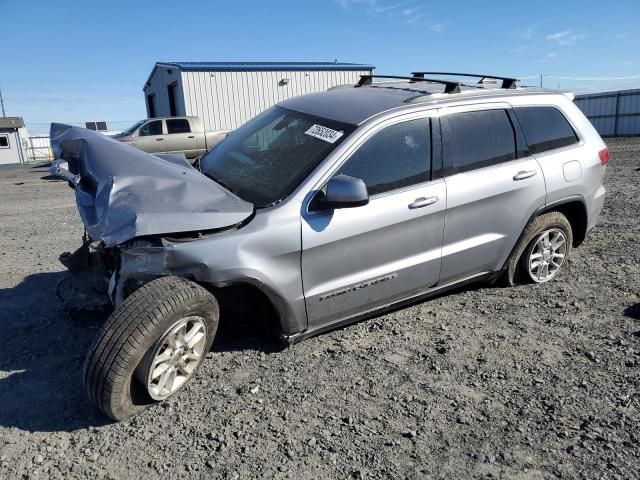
xmin=599 ymin=147 xmax=610 ymax=165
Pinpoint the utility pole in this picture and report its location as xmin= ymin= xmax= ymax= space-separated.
xmin=539 ymin=74 xmax=543 ymax=88
xmin=0 ymin=86 xmax=5 ymax=117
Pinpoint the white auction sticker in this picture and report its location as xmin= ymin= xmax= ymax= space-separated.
xmin=304 ymin=124 xmax=344 ymax=143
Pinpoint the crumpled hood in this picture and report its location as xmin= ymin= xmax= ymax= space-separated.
xmin=49 ymin=123 xmax=253 ymax=247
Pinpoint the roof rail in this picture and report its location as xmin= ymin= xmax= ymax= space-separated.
xmin=410 ymin=72 xmax=518 ymax=89
xmin=356 ymin=75 xmax=461 ymax=94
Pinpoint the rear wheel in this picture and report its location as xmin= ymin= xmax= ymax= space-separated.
xmin=525 ymin=228 xmax=568 ymax=283
xmin=83 ymin=276 xmax=219 ymax=421
xmin=502 ymin=211 xmax=573 ymax=286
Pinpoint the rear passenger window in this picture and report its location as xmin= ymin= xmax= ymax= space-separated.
xmin=166 ymin=119 xmax=191 ymax=134
xmin=515 ymin=107 xmax=578 ymax=154
xmin=337 ymin=118 xmax=430 ymax=195
xmin=441 ymin=109 xmax=516 ymax=174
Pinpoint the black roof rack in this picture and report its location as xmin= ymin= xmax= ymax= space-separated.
xmin=356 ymin=75 xmax=461 ymax=94
xmin=410 ymin=72 xmax=518 ymax=89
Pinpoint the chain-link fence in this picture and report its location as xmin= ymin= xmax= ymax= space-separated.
xmin=24 ymin=135 xmax=53 ymax=163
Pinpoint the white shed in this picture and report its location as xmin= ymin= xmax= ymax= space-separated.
xmin=143 ymin=62 xmax=375 ymax=132
xmin=0 ymin=117 xmax=27 ymax=165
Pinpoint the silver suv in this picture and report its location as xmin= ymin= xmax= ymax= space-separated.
xmin=51 ymin=72 xmax=608 ymax=420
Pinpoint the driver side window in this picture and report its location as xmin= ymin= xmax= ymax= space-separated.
xmin=336 ymin=118 xmax=431 ymax=195
xmin=139 ymin=120 xmax=163 ymax=137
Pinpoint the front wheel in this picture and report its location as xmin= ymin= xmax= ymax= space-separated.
xmin=83 ymin=276 xmax=219 ymax=421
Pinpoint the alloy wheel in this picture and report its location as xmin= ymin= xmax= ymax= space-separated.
xmin=527 ymin=228 xmax=567 ymax=283
xmin=145 ymin=316 xmax=207 ymax=400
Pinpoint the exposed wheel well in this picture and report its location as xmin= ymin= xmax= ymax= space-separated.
xmin=540 ymin=200 xmax=588 ymax=247
xmin=205 ymin=282 xmax=282 ymax=338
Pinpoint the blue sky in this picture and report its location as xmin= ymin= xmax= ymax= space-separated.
xmin=2 ymin=0 xmax=638 ymax=133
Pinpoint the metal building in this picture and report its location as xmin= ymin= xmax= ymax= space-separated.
xmin=0 ymin=117 xmax=27 ymax=165
xmin=143 ymin=62 xmax=375 ymax=132
xmin=574 ymin=89 xmax=640 ymax=137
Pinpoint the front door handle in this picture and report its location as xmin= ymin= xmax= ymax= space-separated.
xmin=513 ymin=170 xmax=537 ymax=180
xmin=156 ymin=138 xmax=164 ymax=141
xmin=187 ymin=135 xmax=195 ymax=139
xmin=408 ymin=196 xmax=439 ymax=209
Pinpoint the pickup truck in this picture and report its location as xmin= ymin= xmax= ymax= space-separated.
xmin=113 ymin=116 xmax=228 ymax=159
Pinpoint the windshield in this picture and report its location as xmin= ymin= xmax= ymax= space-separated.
xmin=122 ymin=120 xmax=146 ymax=135
xmin=200 ymin=106 xmax=355 ymax=207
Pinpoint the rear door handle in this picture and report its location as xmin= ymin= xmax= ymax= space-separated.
xmin=513 ymin=170 xmax=537 ymax=180
xmin=408 ymin=196 xmax=439 ymax=209
xmin=187 ymin=135 xmax=195 ymax=139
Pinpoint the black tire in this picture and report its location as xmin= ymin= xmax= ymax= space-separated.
xmin=501 ymin=211 xmax=573 ymax=287
xmin=83 ymin=276 xmax=219 ymax=421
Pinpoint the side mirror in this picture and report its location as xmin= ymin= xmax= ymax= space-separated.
xmin=315 ymin=174 xmax=369 ymax=210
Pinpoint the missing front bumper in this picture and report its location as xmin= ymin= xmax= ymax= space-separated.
xmin=57 ymin=241 xmax=115 ymax=315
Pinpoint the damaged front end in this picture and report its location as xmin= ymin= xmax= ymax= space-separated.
xmin=56 ymin=237 xmax=166 ymax=316
xmin=56 ymin=239 xmax=118 ymax=317
xmin=49 ymin=123 xmax=254 ymax=317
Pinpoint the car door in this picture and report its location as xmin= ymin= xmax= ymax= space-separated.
xmin=301 ymin=115 xmax=446 ymax=328
xmin=133 ymin=119 xmax=166 ymax=153
xmin=438 ymin=104 xmax=547 ymax=284
xmin=512 ymin=105 xmax=587 ymax=205
xmin=165 ymin=118 xmax=199 ymax=157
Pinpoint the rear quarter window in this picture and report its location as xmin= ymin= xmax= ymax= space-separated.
xmin=514 ymin=106 xmax=579 ymax=154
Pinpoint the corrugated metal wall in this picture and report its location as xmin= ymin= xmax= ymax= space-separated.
xmin=574 ymin=89 xmax=640 ymax=137
xmin=180 ymin=70 xmax=371 ymax=132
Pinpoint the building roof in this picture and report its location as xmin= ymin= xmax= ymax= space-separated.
xmin=158 ymin=61 xmax=375 ymax=72
xmin=145 ymin=61 xmax=375 ymax=87
xmin=0 ymin=117 xmax=25 ymax=129
xmin=279 ymin=82 xmax=556 ymax=125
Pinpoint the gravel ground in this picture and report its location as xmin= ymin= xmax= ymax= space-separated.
xmin=0 ymin=138 xmax=638 ymax=480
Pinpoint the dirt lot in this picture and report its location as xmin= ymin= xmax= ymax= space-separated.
xmin=0 ymin=138 xmax=638 ymax=480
